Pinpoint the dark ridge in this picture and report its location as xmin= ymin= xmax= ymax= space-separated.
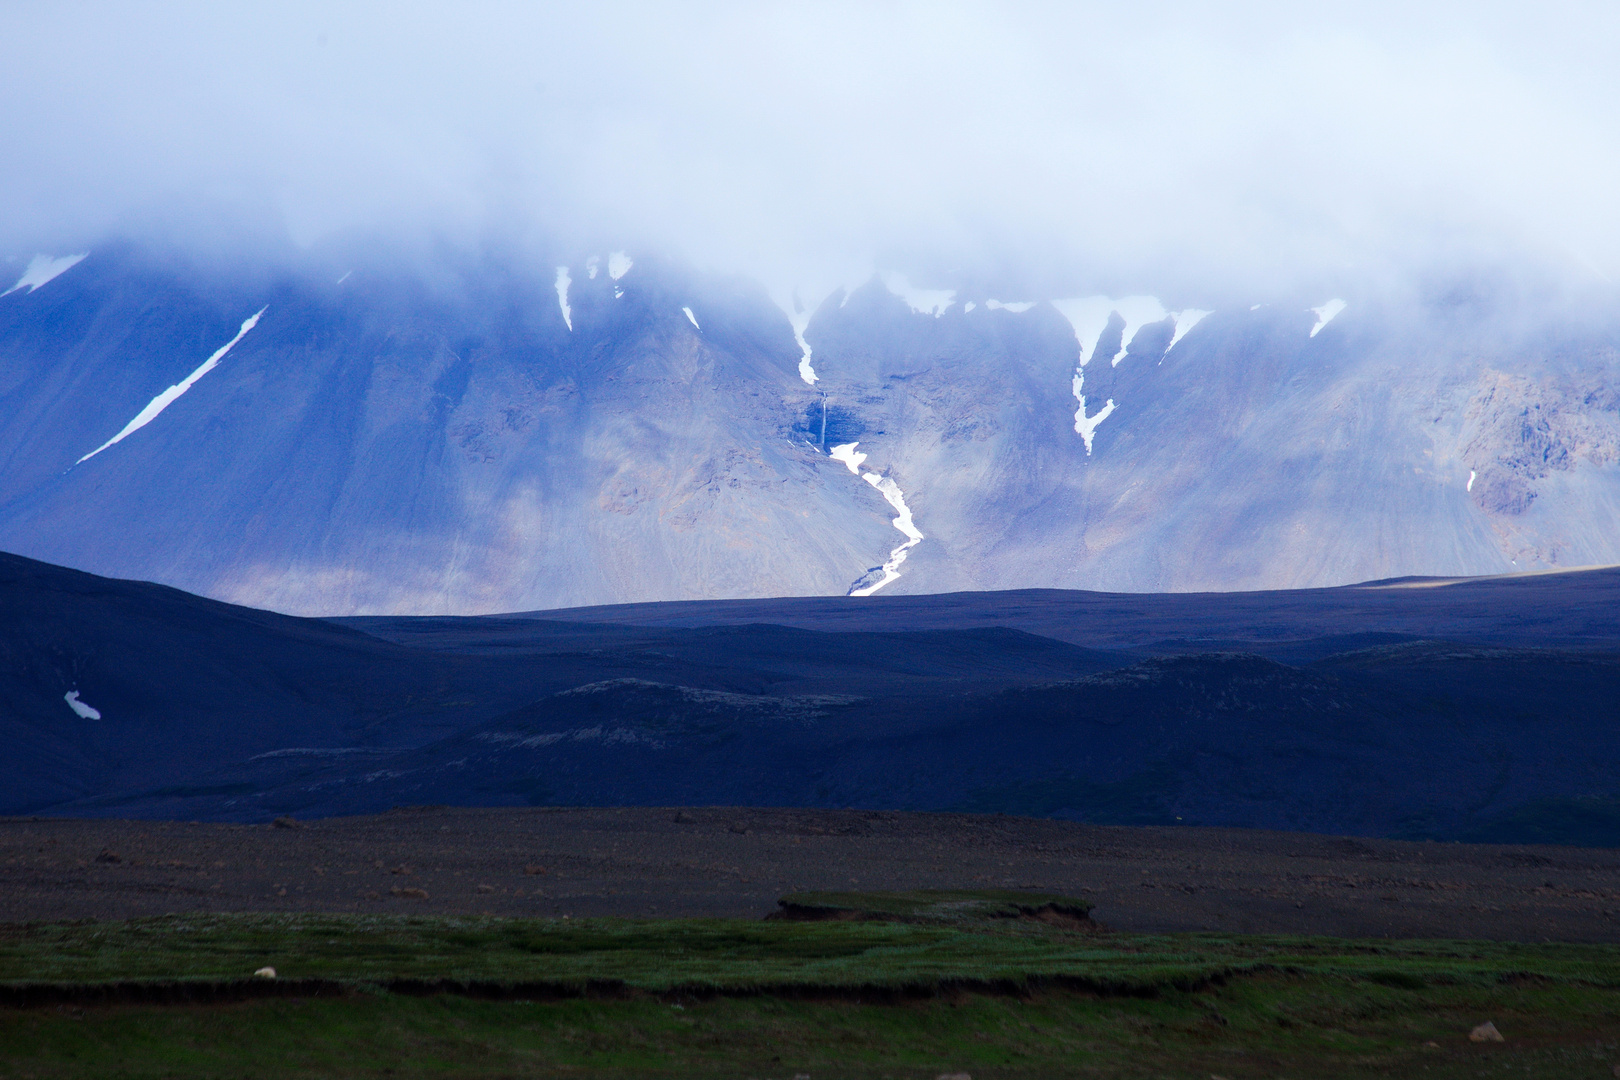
xmin=6 ymin=550 xmax=1620 ymax=843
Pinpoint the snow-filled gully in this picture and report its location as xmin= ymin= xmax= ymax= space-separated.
xmin=770 ymin=288 xmax=821 ymax=385
xmin=828 ymin=441 xmax=924 ymax=597
xmin=4 ymin=253 xmax=89 ymax=296
xmin=555 ymin=267 xmax=573 ymax=330
xmin=1050 ymin=297 xmax=1211 ymax=456
xmin=76 ymin=307 xmax=267 ymax=465
xmin=1310 ymin=298 xmax=1346 ymax=337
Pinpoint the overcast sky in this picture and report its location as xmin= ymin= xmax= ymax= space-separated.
xmin=3 ymin=2 xmax=1617 ymax=299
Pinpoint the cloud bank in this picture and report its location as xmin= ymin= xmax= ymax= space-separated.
xmin=3 ymin=2 xmax=1617 ymax=298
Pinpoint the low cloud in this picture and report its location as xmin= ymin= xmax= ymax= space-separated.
xmin=3 ymin=2 xmax=1617 ymax=300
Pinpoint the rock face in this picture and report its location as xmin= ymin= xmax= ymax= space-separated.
xmin=2 ymin=242 xmax=1619 ymax=613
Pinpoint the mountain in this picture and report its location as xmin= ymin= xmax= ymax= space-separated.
xmin=5 ymin=550 xmax=1620 ymax=844
xmin=3 ymin=242 xmax=1619 ymax=613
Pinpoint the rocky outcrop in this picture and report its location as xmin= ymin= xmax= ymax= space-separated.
xmin=1462 ymin=371 xmax=1620 ymax=516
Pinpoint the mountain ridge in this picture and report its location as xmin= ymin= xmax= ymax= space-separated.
xmin=5 ymin=241 xmax=1620 ymax=611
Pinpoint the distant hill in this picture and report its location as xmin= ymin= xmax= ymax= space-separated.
xmin=5 ymin=551 xmax=1619 ymax=845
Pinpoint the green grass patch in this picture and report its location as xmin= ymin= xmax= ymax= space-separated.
xmin=1 ymin=912 xmax=1618 ymax=997
xmin=773 ymin=887 xmax=1094 ymax=923
xmin=2 ymin=912 xmax=1620 ymax=1077
xmin=4 ymin=972 xmax=1620 ymax=1078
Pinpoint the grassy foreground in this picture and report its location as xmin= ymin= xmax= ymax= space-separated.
xmin=2 ymin=907 xmax=1619 ymax=1078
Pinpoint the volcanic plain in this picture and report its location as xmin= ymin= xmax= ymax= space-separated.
xmin=5 ymin=806 xmax=1618 ymax=942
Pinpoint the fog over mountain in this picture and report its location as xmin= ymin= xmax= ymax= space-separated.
xmin=3 ymin=4 xmax=1620 ymax=612
xmin=5 ymin=3 xmax=1620 ymax=294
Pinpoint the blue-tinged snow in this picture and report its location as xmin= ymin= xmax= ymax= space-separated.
xmin=608 ymin=251 xmax=633 ymax=280
xmin=64 ymin=691 xmax=101 ymax=719
xmin=1053 ymin=295 xmax=1210 ymax=454
xmin=683 ymin=306 xmax=700 ymax=329
xmin=829 ymin=442 xmax=868 ymax=474
xmin=1309 ymin=299 xmax=1346 ymax=337
xmin=555 ymin=267 xmax=573 ymax=331
xmin=1051 ymin=297 xmax=1116 ymax=366
xmin=1468 ymin=470 xmax=1477 ymax=492
xmin=848 ymin=471 xmax=924 ymax=596
xmin=76 ymin=308 xmax=267 ymax=465
xmin=985 ymin=299 xmax=1035 ymax=312
xmin=3 ymin=253 xmax=88 ymax=296
xmin=1052 ymin=296 xmax=1123 ymax=454
xmin=882 ymin=272 xmax=954 ymax=317
xmin=335 ymin=270 xmax=352 ymax=285
xmin=1071 ymin=370 xmax=1115 ymax=455
xmin=586 ymin=255 xmax=600 ymax=279
xmin=1056 ymin=296 xmax=1209 ymax=362
xmin=828 ymin=440 xmax=924 ymax=596
xmin=1107 ymin=296 xmax=1170 ymax=364
xmin=770 ymin=287 xmax=822 ymax=385
xmin=963 ymin=301 xmax=977 ymax=313
xmin=1168 ymin=308 xmax=1212 ymax=350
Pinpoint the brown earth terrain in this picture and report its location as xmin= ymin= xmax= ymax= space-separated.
xmin=3 ymin=807 xmax=1619 ymax=941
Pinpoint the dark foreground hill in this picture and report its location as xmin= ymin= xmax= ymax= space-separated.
xmin=5 ymin=550 xmax=1620 ymax=843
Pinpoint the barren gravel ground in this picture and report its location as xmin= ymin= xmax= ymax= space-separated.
xmin=4 ymin=807 xmax=1618 ymax=941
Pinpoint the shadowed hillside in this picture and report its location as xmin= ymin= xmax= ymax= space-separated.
xmin=5 ymin=551 xmax=1619 ymax=844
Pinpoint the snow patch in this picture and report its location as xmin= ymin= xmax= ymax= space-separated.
xmin=1168 ymin=309 xmax=1212 ymax=350
xmin=829 ymin=441 xmax=867 ymax=474
xmin=1071 ymin=370 xmax=1116 ymax=455
xmin=769 ymin=272 xmax=873 ymax=384
xmin=586 ymin=255 xmax=600 ymax=279
xmin=554 ymin=267 xmax=573 ymax=330
xmin=76 ymin=307 xmax=267 ymax=465
xmin=1107 ymin=296 xmax=1170 ymax=364
xmin=335 ymin=271 xmax=352 ymax=285
xmin=1053 ymin=295 xmax=1204 ymax=454
xmin=3 ymin=253 xmax=88 ymax=296
xmin=848 ymin=470 xmax=924 ymax=596
xmin=608 ymin=251 xmax=633 ymax=280
xmin=771 ymin=287 xmax=821 ymax=385
xmin=882 ymin=272 xmax=954 ymax=317
xmin=683 ymin=306 xmax=700 ymax=329
xmin=1468 ymin=469 xmax=1476 ymax=492
xmin=963 ymin=301 xmax=976 ymax=313
xmin=985 ymin=299 xmax=1035 ymax=313
xmin=827 ymin=441 xmax=925 ymax=596
xmin=64 ymin=690 xmax=101 ymax=720
xmin=1051 ymin=297 xmax=1116 ymax=367
xmin=1309 ymin=298 xmax=1346 ymax=337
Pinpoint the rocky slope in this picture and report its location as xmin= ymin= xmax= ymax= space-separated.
xmin=2 ymin=243 xmax=1618 ymax=612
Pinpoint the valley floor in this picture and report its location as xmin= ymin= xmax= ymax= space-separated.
xmin=4 ymin=808 xmax=1618 ymax=941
